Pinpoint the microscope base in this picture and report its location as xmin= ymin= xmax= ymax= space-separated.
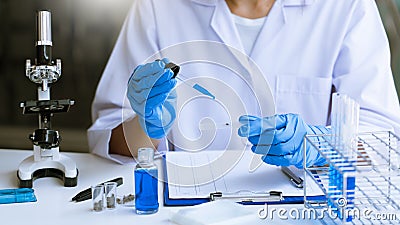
xmin=17 ymin=154 xmax=78 ymax=188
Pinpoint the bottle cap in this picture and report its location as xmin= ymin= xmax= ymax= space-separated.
xmin=137 ymin=148 xmax=154 ymax=164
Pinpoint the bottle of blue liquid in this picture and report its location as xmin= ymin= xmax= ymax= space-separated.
xmin=134 ymin=148 xmax=159 ymax=215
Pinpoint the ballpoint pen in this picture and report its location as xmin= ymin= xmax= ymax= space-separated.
xmin=281 ymin=166 xmax=303 ymax=188
xmin=71 ymin=177 xmax=123 ymax=202
xmin=209 ymin=191 xmax=283 ymax=203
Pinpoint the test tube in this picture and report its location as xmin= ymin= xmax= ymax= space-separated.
xmin=104 ymin=182 xmax=117 ymax=209
xmin=329 ymin=93 xmax=359 ymax=222
xmin=91 ymin=185 xmax=104 ymax=212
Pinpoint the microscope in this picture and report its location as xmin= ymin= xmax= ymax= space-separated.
xmin=17 ymin=10 xmax=78 ymax=188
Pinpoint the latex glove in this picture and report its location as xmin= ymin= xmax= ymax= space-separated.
xmin=127 ymin=58 xmax=177 ymax=139
xmin=238 ymin=114 xmax=330 ymax=168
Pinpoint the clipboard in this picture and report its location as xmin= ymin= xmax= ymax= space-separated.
xmin=162 ymin=150 xmax=326 ymax=206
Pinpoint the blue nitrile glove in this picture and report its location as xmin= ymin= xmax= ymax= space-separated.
xmin=238 ymin=114 xmax=330 ymax=168
xmin=127 ymin=58 xmax=177 ymax=139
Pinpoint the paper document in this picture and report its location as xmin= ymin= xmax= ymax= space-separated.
xmin=166 ymin=150 xmax=324 ymax=199
xmin=169 ymin=200 xmax=255 ymax=225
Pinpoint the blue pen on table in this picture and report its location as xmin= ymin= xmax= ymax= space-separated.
xmin=0 ymin=188 xmax=37 ymax=204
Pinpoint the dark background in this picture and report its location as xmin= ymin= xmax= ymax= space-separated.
xmin=0 ymin=0 xmax=132 ymax=151
xmin=0 ymin=0 xmax=399 ymax=152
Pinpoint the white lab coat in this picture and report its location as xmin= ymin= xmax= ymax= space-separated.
xmin=88 ymin=0 xmax=400 ymax=164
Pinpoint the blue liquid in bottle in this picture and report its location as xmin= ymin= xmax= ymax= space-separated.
xmin=134 ymin=148 xmax=159 ymax=214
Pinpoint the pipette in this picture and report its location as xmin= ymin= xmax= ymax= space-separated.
xmin=165 ymin=62 xmax=216 ymax=100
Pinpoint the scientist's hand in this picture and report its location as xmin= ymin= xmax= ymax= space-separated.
xmin=127 ymin=58 xmax=177 ymax=139
xmin=238 ymin=114 xmax=330 ymax=168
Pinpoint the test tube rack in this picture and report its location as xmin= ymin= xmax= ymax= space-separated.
xmin=303 ymin=131 xmax=400 ymax=224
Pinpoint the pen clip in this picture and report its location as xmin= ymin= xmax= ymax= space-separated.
xmin=290 ymin=178 xmax=304 ymax=189
xmin=281 ymin=166 xmax=304 ymax=188
xmin=209 ymin=191 xmax=283 ymax=203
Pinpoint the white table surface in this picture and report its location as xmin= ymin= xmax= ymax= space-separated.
xmin=0 ymin=149 xmax=321 ymax=225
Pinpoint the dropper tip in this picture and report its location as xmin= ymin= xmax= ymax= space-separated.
xmin=193 ymin=84 xmax=215 ymax=100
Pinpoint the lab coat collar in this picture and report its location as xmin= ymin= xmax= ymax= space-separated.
xmin=210 ymin=0 xmax=243 ymax=52
xmin=191 ymin=0 xmax=218 ymax=6
xmin=250 ymin=0 xmax=315 ymax=61
xmin=195 ymin=0 xmax=316 ymax=48
xmin=250 ymin=0 xmax=286 ymax=59
xmin=191 ymin=0 xmax=315 ymax=7
xmin=192 ymin=0 xmax=316 ymax=77
xmin=282 ymin=0 xmax=315 ymax=6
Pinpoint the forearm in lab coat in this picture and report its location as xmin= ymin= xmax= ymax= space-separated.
xmin=109 ymin=116 xmax=160 ymax=158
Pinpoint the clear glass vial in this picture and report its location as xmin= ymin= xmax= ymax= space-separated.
xmin=104 ymin=182 xmax=117 ymax=209
xmin=134 ymin=147 xmax=159 ymax=215
xmin=91 ymin=184 xmax=104 ymax=212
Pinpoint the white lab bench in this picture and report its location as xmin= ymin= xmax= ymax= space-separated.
xmin=0 ymin=149 xmax=321 ymax=225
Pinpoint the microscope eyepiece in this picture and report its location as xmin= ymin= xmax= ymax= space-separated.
xmin=36 ymin=10 xmax=52 ymax=46
xmin=35 ymin=10 xmax=53 ymax=66
xmin=26 ymin=10 xmax=61 ymax=89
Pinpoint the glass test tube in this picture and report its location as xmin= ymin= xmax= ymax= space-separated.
xmin=329 ymin=93 xmax=359 ymax=222
xmin=91 ymin=184 xmax=104 ymax=212
xmin=104 ymin=182 xmax=117 ymax=209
